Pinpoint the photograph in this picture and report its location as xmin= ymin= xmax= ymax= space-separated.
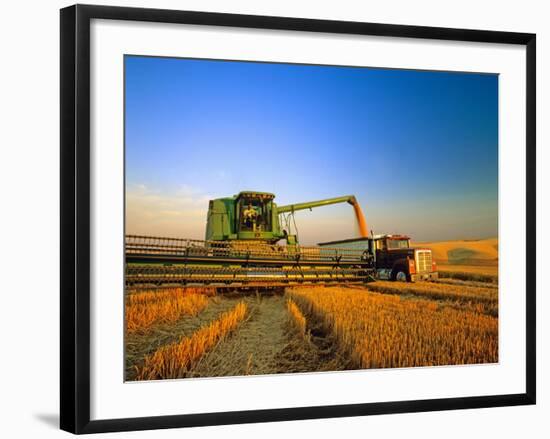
xmin=123 ymin=55 xmax=499 ymax=382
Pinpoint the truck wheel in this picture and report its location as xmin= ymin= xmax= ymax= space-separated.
xmin=392 ymin=268 xmax=410 ymax=282
xmin=395 ymin=271 xmax=409 ymax=282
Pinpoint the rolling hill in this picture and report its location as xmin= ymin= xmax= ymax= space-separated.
xmin=412 ymin=238 xmax=498 ymax=265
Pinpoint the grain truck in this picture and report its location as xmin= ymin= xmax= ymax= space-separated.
xmin=318 ymin=234 xmax=438 ymax=282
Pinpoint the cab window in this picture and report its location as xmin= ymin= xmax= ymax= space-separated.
xmin=238 ymin=198 xmax=272 ymax=232
xmin=387 ymin=239 xmax=409 ymax=249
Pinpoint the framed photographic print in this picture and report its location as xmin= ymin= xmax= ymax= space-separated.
xmin=60 ymin=4 xmax=536 ymax=434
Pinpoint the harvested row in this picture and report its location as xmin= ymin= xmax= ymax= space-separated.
xmin=126 ymin=289 xmax=209 ymax=333
xmin=366 ymin=281 xmax=498 ymax=316
xmin=287 ymin=298 xmax=307 ymax=338
xmin=288 ymin=287 xmax=498 ymax=369
xmin=438 ymin=268 xmax=497 ymax=284
xmin=135 ymin=302 xmax=248 ymax=380
xmin=428 ymin=277 xmax=498 ymax=289
xmin=126 ymin=287 xmax=215 ymax=305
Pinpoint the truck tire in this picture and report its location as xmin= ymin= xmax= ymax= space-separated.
xmin=391 ymin=266 xmax=411 ymax=282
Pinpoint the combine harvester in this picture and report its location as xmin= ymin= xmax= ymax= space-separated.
xmin=125 ymin=191 xmax=438 ymax=289
xmin=126 ymin=191 xmax=373 ymax=288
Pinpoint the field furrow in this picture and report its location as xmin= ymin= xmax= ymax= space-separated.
xmin=187 ymin=296 xmax=289 ymax=377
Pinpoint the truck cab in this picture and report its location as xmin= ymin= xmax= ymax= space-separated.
xmin=371 ymin=234 xmax=437 ymax=282
xmin=318 ymin=234 xmax=438 ymax=282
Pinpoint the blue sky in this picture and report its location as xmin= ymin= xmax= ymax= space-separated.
xmin=125 ymin=55 xmax=498 ymax=244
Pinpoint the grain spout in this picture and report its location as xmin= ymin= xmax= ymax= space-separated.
xmin=352 ymin=200 xmax=369 ymax=238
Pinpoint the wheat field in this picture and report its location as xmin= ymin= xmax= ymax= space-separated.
xmin=125 ymin=263 xmax=498 ymax=379
xmin=366 ymin=280 xmax=498 ymax=316
xmin=125 ymin=288 xmax=210 ymax=333
xmin=287 ymin=286 xmax=498 ymax=369
xmin=135 ymin=301 xmax=248 ymax=380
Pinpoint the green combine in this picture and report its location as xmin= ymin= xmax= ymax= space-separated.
xmin=125 ymin=191 xmax=374 ymax=288
xmin=205 ymin=191 xmax=361 ymax=245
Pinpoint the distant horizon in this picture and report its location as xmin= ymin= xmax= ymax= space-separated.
xmin=125 ymin=56 xmax=498 ymax=244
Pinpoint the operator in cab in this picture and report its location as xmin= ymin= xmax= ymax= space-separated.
xmin=242 ymin=203 xmax=259 ymax=231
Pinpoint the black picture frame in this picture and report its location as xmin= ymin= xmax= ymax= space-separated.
xmin=60 ymin=4 xmax=536 ymax=434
